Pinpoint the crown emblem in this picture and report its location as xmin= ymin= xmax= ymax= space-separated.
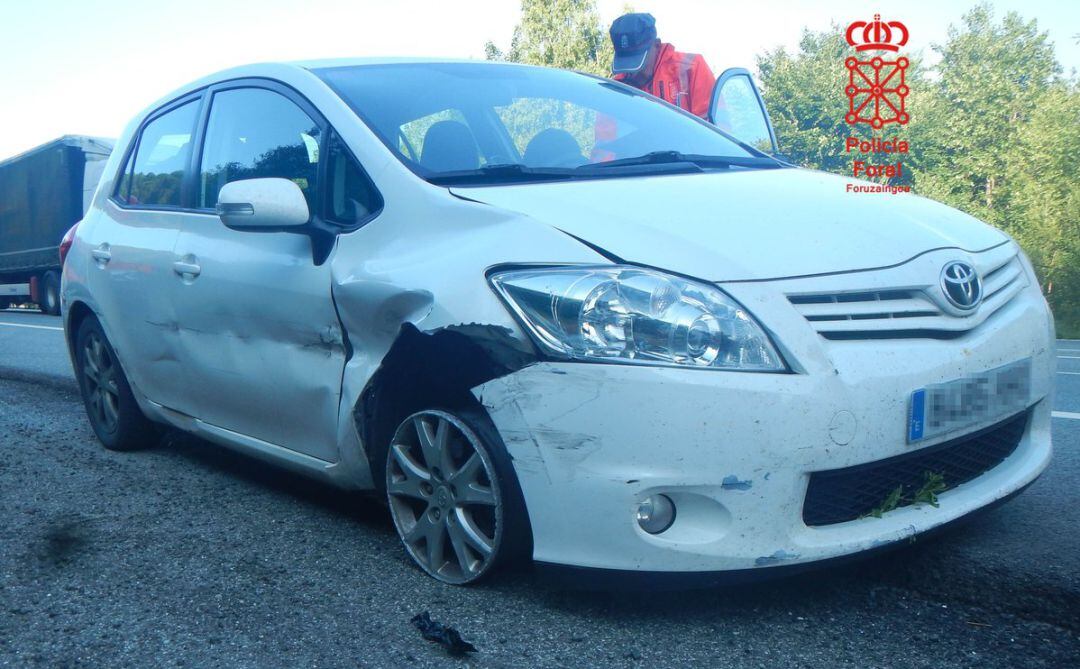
xmin=846 ymin=14 xmax=909 ymax=52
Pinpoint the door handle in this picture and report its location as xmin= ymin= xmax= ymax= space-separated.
xmin=91 ymin=244 xmax=111 ymax=265
xmin=173 ymin=257 xmax=201 ymax=279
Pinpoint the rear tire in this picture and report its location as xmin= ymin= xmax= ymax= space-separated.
xmin=74 ymin=317 xmax=157 ymax=451
xmin=41 ymin=271 xmax=61 ymax=315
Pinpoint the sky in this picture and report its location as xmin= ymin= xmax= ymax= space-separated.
xmin=1 ymin=0 xmax=1077 ymax=159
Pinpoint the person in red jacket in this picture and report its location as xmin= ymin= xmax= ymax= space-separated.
xmin=609 ymin=13 xmax=716 ymax=119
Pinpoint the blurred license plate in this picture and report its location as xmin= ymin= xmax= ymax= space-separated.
xmin=908 ymin=359 xmax=1031 ymax=443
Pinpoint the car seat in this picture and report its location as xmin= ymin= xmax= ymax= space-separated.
xmin=420 ymin=121 xmax=481 ymax=172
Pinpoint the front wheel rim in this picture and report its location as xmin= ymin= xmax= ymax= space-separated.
xmin=386 ymin=410 xmax=502 ymax=584
xmin=82 ymin=332 xmax=120 ymax=433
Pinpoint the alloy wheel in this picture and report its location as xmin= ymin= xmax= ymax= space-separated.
xmin=386 ymin=410 xmax=503 ymax=584
xmin=81 ymin=331 xmax=120 ymax=434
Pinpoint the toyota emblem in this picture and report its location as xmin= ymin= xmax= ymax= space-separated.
xmin=940 ymin=261 xmax=982 ymax=310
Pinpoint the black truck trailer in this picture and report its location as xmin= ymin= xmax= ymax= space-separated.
xmin=0 ymin=135 xmax=113 ymax=314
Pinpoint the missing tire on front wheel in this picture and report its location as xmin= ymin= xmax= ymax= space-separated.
xmin=386 ymin=409 xmax=505 ymax=585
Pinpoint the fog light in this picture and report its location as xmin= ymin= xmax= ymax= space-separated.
xmin=636 ymin=494 xmax=676 ymax=534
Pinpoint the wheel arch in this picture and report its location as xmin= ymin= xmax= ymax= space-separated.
xmin=353 ymin=323 xmax=537 ymax=486
xmin=356 ymin=322 xmax=538 ymax=568
xmin=64 ymin=299 xmax=97 ymax=362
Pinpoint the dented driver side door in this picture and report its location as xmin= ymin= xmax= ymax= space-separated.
xmin=168 ymin=82 xmax=345 ymax=461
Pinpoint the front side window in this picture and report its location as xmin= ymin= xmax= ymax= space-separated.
xmin=713 ymin=75 xmax=773 ymax=153
xmin=119 ymin=100 xmax=198 ymax=207
xmin=198 ymin=88 xmax=321 ymax=209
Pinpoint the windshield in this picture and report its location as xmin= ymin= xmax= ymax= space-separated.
xmin=315 ymin=62 xmax=777 ymax=185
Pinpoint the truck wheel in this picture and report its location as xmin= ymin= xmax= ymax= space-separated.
xmin=0 ymin=299 xmax=9 ymax=310
xmin=41 ymin=271 xmax=61 ymax=315
xmin=74 ymin=317 xmax=157 ymax=451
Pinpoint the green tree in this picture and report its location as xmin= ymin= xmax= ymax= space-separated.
xmin=483 ymin=0 xmax=623 ymax=159
xmin=913 ymin=5 xmax=1076 ymax=334
xmin=913 ymin=4 xmax=1059 ymax=224
xmin=485 ymin=0 xmax=613 ymax=75
xmin=1002 ymin=82 xmax=1080 ymax=334
xmin=755 ymin=28 xmax=922 ymax=183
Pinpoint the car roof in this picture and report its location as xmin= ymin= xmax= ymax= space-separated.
xmin=293 ymin=56 xmax=508 ymax=69
xmin=137 ymin=58 xmax=546 ymax=124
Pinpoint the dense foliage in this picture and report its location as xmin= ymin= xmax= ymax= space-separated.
xmin=485 ymin=0 xmax=614 ymax=76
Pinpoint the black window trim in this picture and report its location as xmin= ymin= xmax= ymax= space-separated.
xmin=109 ymin=91 xmax=207 ymax=212
xmin=324 ymin=129 xmax=385 ymax=229
xmin=108 ymin=76 xmax=384 ymax=232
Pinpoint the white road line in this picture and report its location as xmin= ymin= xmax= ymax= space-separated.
xmin=1059 ymin=356 xmax=1080 ymax=360
xmin=1059 ymin=371 xmax=1080 ymax=376
xmin=1052 ymin=411 xmax=1080 ymax=420
xmin=0 ymin=321 xmax=64 ymax=332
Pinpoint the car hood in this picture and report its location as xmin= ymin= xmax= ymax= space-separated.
xmin=451 ymin=168 xmax=1008 ymax=282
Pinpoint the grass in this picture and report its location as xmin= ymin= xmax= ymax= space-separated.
xmin=864 ymin=471 xmax=948 ymax=519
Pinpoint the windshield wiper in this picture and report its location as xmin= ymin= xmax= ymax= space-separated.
xmin=426 ymin=153 xmax=783 ymax=186
xmin=426 ymin=163 xmax=577 ymax=186
xmin=587 ymin=151 xmax=782 ymax=170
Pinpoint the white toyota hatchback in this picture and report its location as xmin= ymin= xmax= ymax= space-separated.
xmin=63 ymin=59 xmax=1054 ymax=586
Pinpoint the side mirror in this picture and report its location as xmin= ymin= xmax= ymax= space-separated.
xmin=216 ymin=178 xmax=310 ymax=230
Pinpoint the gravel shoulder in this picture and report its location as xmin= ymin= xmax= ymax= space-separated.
xmin=1 ymin=373 xmax=1077 ymax=668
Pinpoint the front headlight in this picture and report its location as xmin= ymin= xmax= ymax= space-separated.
xmin=489 ymin=265 xmax=785 ymax=371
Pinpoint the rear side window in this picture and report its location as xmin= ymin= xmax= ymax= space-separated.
xmin=198 ymin=88 xmax=321 ymax=210
xmin=117 ymin=100 xmax=199 ymax=207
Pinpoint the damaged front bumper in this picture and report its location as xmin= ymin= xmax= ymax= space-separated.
xmin=472 ymin=324 xmax=1053 ymax=578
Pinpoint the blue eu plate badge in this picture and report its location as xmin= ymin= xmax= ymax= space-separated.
xmin=908 ymin=389 xmax=927 ymax=442
xmin=908 ymin=359 xmax=1031 ymax=444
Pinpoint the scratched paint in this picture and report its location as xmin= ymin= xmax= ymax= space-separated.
xmin=721 ymin=475 xmax=753 ymax=491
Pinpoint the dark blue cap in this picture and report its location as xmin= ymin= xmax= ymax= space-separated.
xmin=610 ymin=13 xmax=657 ymax=73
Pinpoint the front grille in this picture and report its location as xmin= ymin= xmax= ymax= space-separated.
xmin=790 ymin=289 xmax=941 ymax=322
xmin=802 ymin=410 xmax=1029 ymax=526
xmin=786 ymin=249 xmax=1026 ymax=340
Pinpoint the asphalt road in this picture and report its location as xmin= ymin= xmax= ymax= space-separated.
xmin=1 ymin=308 xmax=1078 ymax=668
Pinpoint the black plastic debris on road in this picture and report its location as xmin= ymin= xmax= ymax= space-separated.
xmin=411 ymin=611 xmax=478 ymax=656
